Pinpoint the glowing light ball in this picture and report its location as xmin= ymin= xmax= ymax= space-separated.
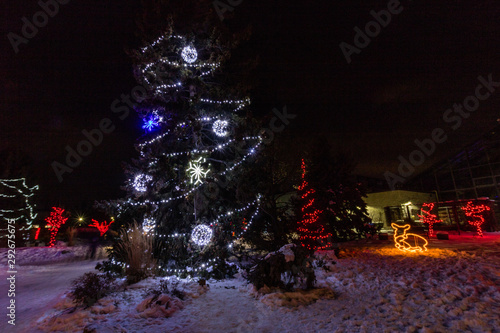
xmin=181 ymin=46 xmax=198 ymax=63
xmin=143 ymin=217 xmax=155 ymax=233
xmin=191 ymin=224 xmax=212 ymax=246
xmin=133 ymin=174 xmax=152 ymax=192
xmin=212 ymin=120 xmax=229 ymax=137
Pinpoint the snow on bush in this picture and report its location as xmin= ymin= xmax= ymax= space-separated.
xmin=35 ymin=276 xmax=206 ymax=332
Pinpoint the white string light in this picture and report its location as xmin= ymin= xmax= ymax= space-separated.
xmin=138 ymin=131 xmax=171 ymax=148
xmin=200 ymin=98 xmax=250 ymax=112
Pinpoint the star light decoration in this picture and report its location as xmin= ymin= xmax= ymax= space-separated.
xmin=181 ymin=46 xmax=198 ymax=63
xmin=212 ymin=119 xmax=229 ymax=137
xmin=191 ymin=224 xmax=212 ymax=246
xmin=142 ymin=114 xmax=162 ymax=132
xmin=133 ymin=174 xmax=153 ymax=192
xmin=186 ymin=157 xmax=210 ymax=185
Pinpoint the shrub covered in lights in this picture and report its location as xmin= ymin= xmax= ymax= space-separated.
xmin=98 ymin=21 xmax=261 ymax=278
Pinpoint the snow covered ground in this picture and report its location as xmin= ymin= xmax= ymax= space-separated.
xmin=0 ymin=259 xmax=100 ymax=333
xmin=4 ymin=233 xmax=500 ymax=332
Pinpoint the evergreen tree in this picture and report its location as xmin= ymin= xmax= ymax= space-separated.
xmin=307 ymin=137 xmax=372 ymax=242
xmin=237 ymin=136 xmax=298 ymax=252
xmin=103 ymin=24 xmax=262 ymax=276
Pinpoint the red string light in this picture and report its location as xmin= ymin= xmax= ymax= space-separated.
xmin=45 ymin=207 xmax=68 ymax=247
xmin=297 ymin=159 xmax=331 ymax=250
xmin=88 ymin=219 xmax=114 ymax=237
xmin=462 ymin=201 xmax=490 ymax=237
xmin=417 ymin=203 xmax=441 ymax=237
xmin=34 ymin=227 xmax=41 ymax=240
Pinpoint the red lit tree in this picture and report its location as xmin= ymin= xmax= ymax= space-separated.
xmin=417 ymin=203 xmax=441 ymax=237
xmin=296 ymin=159 xmax=331 ymax=251
xmin=89 ymin=219 xmax=114 ymax=237
xmin=45 ymin=207 xmax=68 ymax=247
xmin=462 ymin=201 xmax=490 ymax=237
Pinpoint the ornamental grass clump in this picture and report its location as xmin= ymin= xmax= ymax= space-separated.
xmin=115 ymin=222 xmax=157 ymax=284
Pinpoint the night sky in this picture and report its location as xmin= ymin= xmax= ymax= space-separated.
xmin=1 ymin=0 xmax=500 ymax=211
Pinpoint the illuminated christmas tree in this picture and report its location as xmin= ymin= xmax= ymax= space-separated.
xmin=296 ymin=159 xmax=331 ymax=251
xmin=45 ymin=207 xmax=68 ymax=247
xmin=103 ymin=26 xmax=261 ymax=275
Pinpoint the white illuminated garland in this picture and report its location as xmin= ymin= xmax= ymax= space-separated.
xmin=200 ymin=98 xmax=250 ymax=112
xmin=0 ymin=178 xmax=39 ymax=240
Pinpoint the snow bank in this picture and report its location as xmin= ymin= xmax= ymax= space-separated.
xmin=0 ymin=245 xmax=107 ymax=266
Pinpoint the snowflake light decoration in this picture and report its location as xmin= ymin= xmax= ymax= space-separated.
xmin=181 ymin=46 xmax=198 ymax=63
xmin=133 ymin=174 xmax=152 ymax=192
xmin=142 ymin=114 xmax=162 ymax=132
xmin=143 ymin=217 xmax=155 ymax=233
xmin=186 ymin=157 xmax=209 ymax=185
xmin=212 ymin=120 xmax=229 ymax=137
xmin=191 ymin=224 xmax=212 ymax=246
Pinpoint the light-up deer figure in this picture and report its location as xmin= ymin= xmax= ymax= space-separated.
xmin=462 ymin=201 xmax=490 ymax=237
xmin=391 ymin=223 xmax=428 ymax=252
xmin=417 ymin=203 xmax=441 ymax=237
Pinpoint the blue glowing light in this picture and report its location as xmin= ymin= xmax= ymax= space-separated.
xmin=142 ymin=114 xmax=162 ymax=131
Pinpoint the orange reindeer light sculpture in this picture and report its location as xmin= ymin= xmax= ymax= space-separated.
xmin=391 ymin=223 xmax=428 ymax=252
